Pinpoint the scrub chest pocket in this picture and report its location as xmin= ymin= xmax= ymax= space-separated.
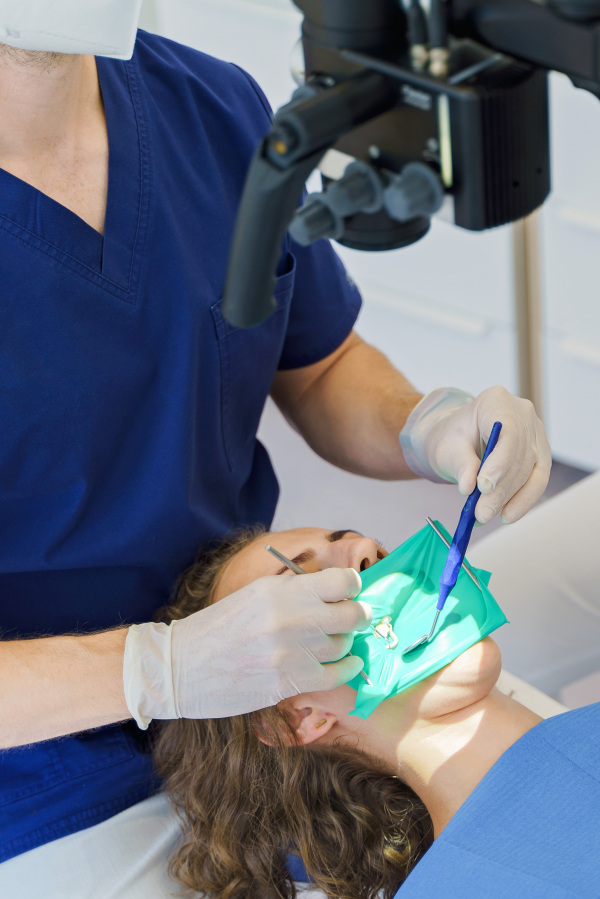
xmin=211 ymin=257 xmax=296 ymax=474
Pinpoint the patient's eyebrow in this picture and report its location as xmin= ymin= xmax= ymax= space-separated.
xmin=274 ymin=550 xmax=316 ymax=575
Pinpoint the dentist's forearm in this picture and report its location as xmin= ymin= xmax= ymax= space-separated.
xmin=272 ymin=331 xmax=424 ymax=479
xmin=0 ymin=629 xmax=130 ymax=748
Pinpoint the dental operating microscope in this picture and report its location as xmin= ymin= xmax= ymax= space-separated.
xmin=222 ymin=0 xmax=600 ymax=327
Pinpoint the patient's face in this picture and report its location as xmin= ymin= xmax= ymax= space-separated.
xmin=216 ymin=527 xmax=388 ymax=600
xmin=215 ymin=526 xmax=502 ymax=735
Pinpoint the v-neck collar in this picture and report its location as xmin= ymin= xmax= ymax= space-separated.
xmin=0 ymin=54 xmax=148 ymax=300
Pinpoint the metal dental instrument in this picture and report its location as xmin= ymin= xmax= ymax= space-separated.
xmin=403 ymin=421 xmax=503 ymax=654
xmin=265 ymin=544 xmax=375 ymax=686
xmin=265 ymin=544 xmax=308 ymax=575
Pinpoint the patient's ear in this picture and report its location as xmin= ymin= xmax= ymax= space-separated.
xmin=255 ymin=697 xmax=337 ymax=747
xmin=286 ymin=700 xmax=337 ymax=745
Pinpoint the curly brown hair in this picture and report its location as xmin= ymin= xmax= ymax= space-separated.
xmin=153 ymin=527 xmax=433 ymax=899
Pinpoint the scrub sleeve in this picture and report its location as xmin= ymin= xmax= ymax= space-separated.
xmin=0 ymin=30 xmax=361 ymax=862
xmin=469 ymin=470 xmax=600 ymax=696
xmin=396 ymin=702 xmax=600 ymax=898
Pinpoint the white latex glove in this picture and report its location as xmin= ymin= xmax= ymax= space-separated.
xmin=399 ymin=385 xmax=552 ymax=524
xmin=123 ymin=567 xmax=371 ymax=727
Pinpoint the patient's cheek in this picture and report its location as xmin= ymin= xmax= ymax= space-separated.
xmin=415 ymin=638 xmax=502 ymax=719
xmin=441 ymin=638 xmax=502 ymax=691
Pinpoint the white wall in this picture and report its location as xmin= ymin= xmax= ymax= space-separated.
xmin=538 ymin=74 xmax=600 ymax=471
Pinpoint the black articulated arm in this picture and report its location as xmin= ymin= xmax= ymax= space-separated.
xmin=222 ymin=0 xmax=600 ymax=329
xmin=221 ymin=146 xmax=325 ymax=329
xmin=222 ymin=70 xmax=397 ymax=327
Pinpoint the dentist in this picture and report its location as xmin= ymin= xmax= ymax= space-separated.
xmin=0 ymin=2 xmax=551 ymax=895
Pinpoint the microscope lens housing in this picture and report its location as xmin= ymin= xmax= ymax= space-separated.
xmin=313 ymin=42 xmax=550 ymax=250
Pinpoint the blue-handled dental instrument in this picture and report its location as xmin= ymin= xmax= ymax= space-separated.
xmin=403 ymin=420 xmax=503 ymax=654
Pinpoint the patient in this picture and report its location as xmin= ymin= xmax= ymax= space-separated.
xmin=153 ymin=526 xmax=544 ymax=899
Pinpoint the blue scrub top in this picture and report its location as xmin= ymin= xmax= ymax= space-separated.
xmin=396 ymin=702 xmax=600 ymax=898
xmin=0 ymin=31 xmax=361 ymax=861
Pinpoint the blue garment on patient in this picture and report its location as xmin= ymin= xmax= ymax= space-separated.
xmin=396 ymin=702 xmax=600 ymax=898
xmin=0 ymin=31 xmax=361 ymax=861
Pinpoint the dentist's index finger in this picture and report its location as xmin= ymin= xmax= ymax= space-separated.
xmin=500 ymin=425 xmax=552 ymax=522
xmin=306 ymin=566 xmax=363 ymax=601
xmin=474 ymin=427 xmax=526 ymax=521
xmin=475 ymin=419 xmax=551 ymax=523
xmin=302 ymin=568 xmax=373 ymax=634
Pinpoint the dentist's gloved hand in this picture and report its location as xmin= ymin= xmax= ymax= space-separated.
xmin=123 ymin=567 xmax=371 ymax=727
xmin=399 ymin=385 xmax=552 ymax=524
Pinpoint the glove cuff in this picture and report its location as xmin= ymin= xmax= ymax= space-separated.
xmin=123 ymin=622 xmax=179 ymax=730
xmin=399 ymin=387 xmax=474 ymax=482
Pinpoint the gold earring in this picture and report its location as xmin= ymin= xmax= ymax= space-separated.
xmin=314 ymin=718 xmax=327 ymax=729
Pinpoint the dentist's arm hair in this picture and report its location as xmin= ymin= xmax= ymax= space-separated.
xmin=0 ymin=629 xmax=130 ymax=749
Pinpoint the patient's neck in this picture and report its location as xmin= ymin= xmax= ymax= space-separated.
xmin=390 ymin=689 xmax=542 ymax=837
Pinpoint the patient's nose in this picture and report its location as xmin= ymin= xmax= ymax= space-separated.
xmin=332 ymin=536 xmax=382 ymax=573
